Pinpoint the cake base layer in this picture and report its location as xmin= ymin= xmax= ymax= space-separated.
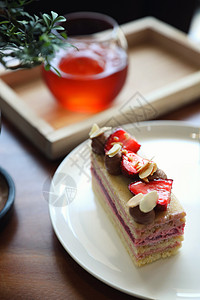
xmin=92 ymin=168 xmax=183 ymax=267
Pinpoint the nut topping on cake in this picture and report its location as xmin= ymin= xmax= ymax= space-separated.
xmin=139 ymin=191 xmax=158 ymax=212
xmin=126 ymin=193 xmax=144 ymax=208
xmin=105 ymin=144 xmax=122 ymax=175
xmin=89 ymin=123 xmax=111 ymax=139
xmin=89 ymin=123 xmax=99 ymax=138
xmin=127 ymin=191 xmax=158 ymax=224
xmin=139 ymin=161 xmax=157 ymax=182
xmin=127 ymin=191 xmax=158 ymax=212
xmin=89 ymin=124 xmax=111 ymax=155
xmin=106 ymin=144 xmax=122 ymax=157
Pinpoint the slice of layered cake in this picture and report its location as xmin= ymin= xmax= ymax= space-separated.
xmin=90 ymin=124 xmax=186 ymax=267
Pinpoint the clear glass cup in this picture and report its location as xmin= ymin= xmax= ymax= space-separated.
xmin=42 ymin=11 xmax=128 ymax=113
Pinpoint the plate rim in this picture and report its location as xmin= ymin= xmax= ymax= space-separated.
xmin=48 ymin=120 xmax=199 ymax=299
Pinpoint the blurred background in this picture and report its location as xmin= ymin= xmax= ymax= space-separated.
xmin=26 ymin=0 xmax=198 ymax=33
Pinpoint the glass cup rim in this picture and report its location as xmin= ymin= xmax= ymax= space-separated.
xmin=49 ymin=11 xmax=128 ymax=79
xmin=62 ymin=11 xmax=120 ymax=42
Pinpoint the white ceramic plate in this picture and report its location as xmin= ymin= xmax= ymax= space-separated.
xmin=49 ymin=121 xmax=200 ymax=300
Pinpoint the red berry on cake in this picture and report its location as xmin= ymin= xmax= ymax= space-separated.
xmin=121 ymin=152 xmax=150 ymax=175
xmin=121 ymin=151 xmax=158 ymax=183
xmin=129 ymin=179 xmax=173 ymax=211
xmin=104 ymin=128 xmax=141 ymax=153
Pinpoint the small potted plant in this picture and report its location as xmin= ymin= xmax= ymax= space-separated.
xmin=0 ymin=0 xmax=68 ymax=74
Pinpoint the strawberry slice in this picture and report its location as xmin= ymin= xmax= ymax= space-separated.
xmin=121 ymin=151 xmax=149 ymax=176
xmin=104 ymin=128 xmax=141 ymax=153
xmin=129 ymin=179 xmax=173 ymax=211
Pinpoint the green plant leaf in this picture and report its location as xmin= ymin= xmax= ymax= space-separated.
xmin=44 ymin=63 xmax=51 ymax=71
xmin=60 ymin=31 xmax=67 ymax=39
xmin=52 ymin=25 xmax=64 ymax=31
xmin=52 ymin=65 xmax=61 ymax=76
xmin=42 ymin=13 xmax=51 ymax=27
xmin=0 ymin=1 xmax=71 ymax=74
xmin=51 ymin=11 xmax=58 ymax=22
xmin=54 ymin=16 xmax=66 ymax=23
xmin=0 ymin=20 xmax=10 ymax=24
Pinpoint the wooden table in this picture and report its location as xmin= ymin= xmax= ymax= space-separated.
xmin=0 ymin=99 xmax=199 ymax=300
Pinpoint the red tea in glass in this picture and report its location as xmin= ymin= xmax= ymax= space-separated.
xmin=42 ymin=12 xmax=128 ymax=113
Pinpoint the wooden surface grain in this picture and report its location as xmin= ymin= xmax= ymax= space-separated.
xmin=0 ymin=99 xmax=199 ymax=300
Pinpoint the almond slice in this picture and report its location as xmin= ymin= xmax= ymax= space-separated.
xmin=151 ymin=162 xmax=157 ymax=175
xmin=139 ymin=191 xmax=158 ymax=213
xmin=126 ymin=193 xmax=144 ymax=208
xmin=139 ymin=162 xmax=154 ymax=179
xmin=89 ymin=123 xmax=99 ymax=138
xmin=106 ymin=144 xmax=122 ymax=157
xmin=135 ymin=160 xmax=149 ymax=172
xmin=142 ymin=177 xmax=149 ymax=183
xmin=89 ymin=124 xmax=112 ymax=139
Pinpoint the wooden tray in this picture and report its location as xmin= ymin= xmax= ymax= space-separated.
xmin=1 ymin=17 xmax=200 ymax=159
